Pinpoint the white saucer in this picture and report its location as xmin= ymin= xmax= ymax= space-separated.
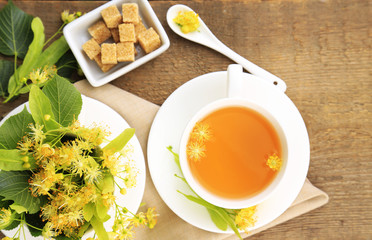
xmin=147 ymin=71 xmax=310 ymax=233
xmin=1 ymin=96 xmax=146 ymax=239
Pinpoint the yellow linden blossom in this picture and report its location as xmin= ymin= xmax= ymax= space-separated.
xmin=190 ymin=122 xmax=212 ymax=143
xmin=186 ymin=141 xmax=206 ymax=162
xmin=29 ymin=65 xmax=57 ymax=85
xmin=146 ymin=207 xmax=158 ymax=229
xmin=0 ymin=208 xmax=12 ymax=226
xmin=173 ymin=10 xmax=200 ymax=33
xmin=235 ymin=206 xmax=257 ymax=232
xmin=61 ymin=10 xmax=82 ymax=23
xmin=266 ymin=153 xmax=282 ymax=171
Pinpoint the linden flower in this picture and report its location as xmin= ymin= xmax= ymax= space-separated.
xmin=186 ymin=141 xmax=206 ymax=162
xmin=131 ymin=212 xmax=147 ymax=227
xmin=17 ymin=136 xmax=34 ymax=154
xmin=266 ymin=153 xmax=282 ymax=171
xmin=42 ymin=222 xmax=55 ymax=239
xmin=29 ymin=123 xmax=46 ymax=144
xmin=190 ymin=122 xmax=212 ymax=143
xmin=0 ymin=208 xmax=12 ymax=227
xmin=29 ymin=65 xmax=57 ymax=85
xmin=146 ymin=207 xmax=158 ymax=229
xmin=235 ymin=206 xmax=257 ymax=232
xmin=1 ymin=237 xmax=13 ymax=240
xmin=61 ymin=10 xmax=82 ymax=23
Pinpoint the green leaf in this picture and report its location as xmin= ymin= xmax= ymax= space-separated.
xmin=207 ymin=208 xmax=228 ymax=231
xmin=9 ymin=203 xmax=28 ymax=213
xmin=0 ymin=106 xmax=34 ymax=149
xmin=0 ymin=150 xmax=36 ymax=171
xmin=0 ymin=0 xmax=34 ymax=58
xmin=7 ymin=17 xmax=45 ymax=97
xmin=95 ymin=197 xmax=109 ymax=221
xmin=83 ymin=202 xmax=95 ymax=222
xmin=90 ymin=216 xmax=109 ymax=240
xmin=167 ymin=146 xmax=181 ymax=170
xmin=29 ymin=85 xmax=61 ymax=131
xmin=0 ymin=60 xmax=14 ymax=97
xmin=33 ymin=35 xmax=69 ymax=70
xmin=96 ymin=173 xmax=114 ymax=194
xmin=56 ymin=50 xmax=78 ymax=78
xmin=78 ymin=222 xmax=91 ymax=237
xmin=42 ymin=75 xmax=82 ymax=127
xmin=103 ymin=128 xmax=135 ymax=152
xmin=0 ymin=171 xmax=42 ymax=214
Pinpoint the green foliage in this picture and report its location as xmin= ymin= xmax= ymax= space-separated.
xmin=83 ymin=202 xmax=95 ymax=222
xmin=90 ymin=216 xmax=109 ymax=240
xmin=0 ymin=106 xmax=34 ymax=149
xmin=42 ymin=75 xmax=82 ymax=127
xmin=56 ymin=50 xmax=78 ymax=78
xmin=0 ymin=150 xmax=36 ymax=171
xmin=34 ymin=36 xmax=70 ymax=72
xmin=0 ymin=0 xmax=33 ymax=58
xmin=0 ymin=1 xmax=75 ymax=103
xmin=0 ymin=171 xmax=44 ymax=214
xmin=96 ymin=173 xmax=115 ymax=195
xmin=103 ymin=128 xmax=135 ymax=153
xmin=29 ymin=85 xmax=61 ymax=131
xmin=207 ymin=208 xmax=228 ymax=231
xmin=0 ymin=60 xmax=14 ymax=97
xmin=7 ymin=17 xmax=45 ymax=97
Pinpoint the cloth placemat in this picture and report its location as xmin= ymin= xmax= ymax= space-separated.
xmin=74 ymin=80 xmax=329 ymax=240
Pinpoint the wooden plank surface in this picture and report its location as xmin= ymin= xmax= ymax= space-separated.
xmin=0 ymin=0 xmax=371 ymax=239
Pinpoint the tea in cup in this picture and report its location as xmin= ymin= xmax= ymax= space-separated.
xmin=179 ymin=65 xmax=288 ymax=209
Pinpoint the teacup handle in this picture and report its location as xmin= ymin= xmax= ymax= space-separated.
xmin=227 ymin=64 xmax=244 ymax=98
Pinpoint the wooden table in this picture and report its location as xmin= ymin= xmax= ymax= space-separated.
xmin=0 ymin=0 xmax=371 ymax=239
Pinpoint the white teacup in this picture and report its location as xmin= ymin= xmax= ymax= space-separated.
xmin=179 ymin=64 xmax=289 ymax=209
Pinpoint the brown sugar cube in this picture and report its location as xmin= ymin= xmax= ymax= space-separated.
xmin=94 ymin=53 xmax=115 ymax=72
xmin=117 ymin=42 xmax=135 ymax=62
xmin=138 ymin=27 xmax=161 ymax=53
xmin=134 ymin=21 xmax=147 ymax=43
xmin=101 ymin=5 xmax=122 ymax=28
xmin=118 ymin=23 xmax=135 ymax=42
xmin=122 ymin=3 xmax=139 ymax=24
xmin=82 ymin=38 xmax=101 ymax=60
xmin=88 ymin=20 xmax=111 ymax=44
xmin=110 ymin=28 xmax=120 ymax=43
xmin=101 ymin=43 xmax=117 ymax=65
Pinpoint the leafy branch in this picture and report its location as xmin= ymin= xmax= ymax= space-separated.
xmin=0 ymin=1 xmax=79 ymax=103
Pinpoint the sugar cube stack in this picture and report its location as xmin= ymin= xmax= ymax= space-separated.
xmin=82 ymin=3 xmax=162 ymax=73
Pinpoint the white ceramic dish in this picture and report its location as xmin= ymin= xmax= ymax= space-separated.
xmin=147 ymin=71 xmax=310 ymax=233
xmin=63 ymin=0 xmax=170 ymax=87
xmin=1 ymin=96 xmax=146 ymax=239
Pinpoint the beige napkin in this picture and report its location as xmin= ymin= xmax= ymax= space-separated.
xmin=74 ymin=80 xmax=329 ymax=240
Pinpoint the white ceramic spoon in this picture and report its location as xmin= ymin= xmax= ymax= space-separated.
xmin=167 ymin=4 xmax=287 ymax=92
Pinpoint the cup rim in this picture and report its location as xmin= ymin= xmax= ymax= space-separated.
xmin=179 ymin=97 xmax=289 ymax=209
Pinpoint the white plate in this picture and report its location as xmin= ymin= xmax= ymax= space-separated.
xmin=147 ymin=71 xmax=310 ymax=233
xmin=1 ymin=96 xmax=146 ymax=239
xmin=64 ymin=0 xmax=170 ymax=87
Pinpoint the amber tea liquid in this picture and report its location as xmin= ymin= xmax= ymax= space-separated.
xmin=187 ymin=106 xmax=282 ymax=199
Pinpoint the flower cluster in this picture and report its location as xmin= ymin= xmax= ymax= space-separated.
xmin=186 ymin=122 xmax=212 ymax=162
xmin=234 ymin=206 xmax=257 ymax=233
xmin=14 ymin=120 xmax=155 ymax=239
xmin=23 ymin=65 xmax=58 ymax=86
xmin=61 ymin=10 xmax=82 ymax=24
